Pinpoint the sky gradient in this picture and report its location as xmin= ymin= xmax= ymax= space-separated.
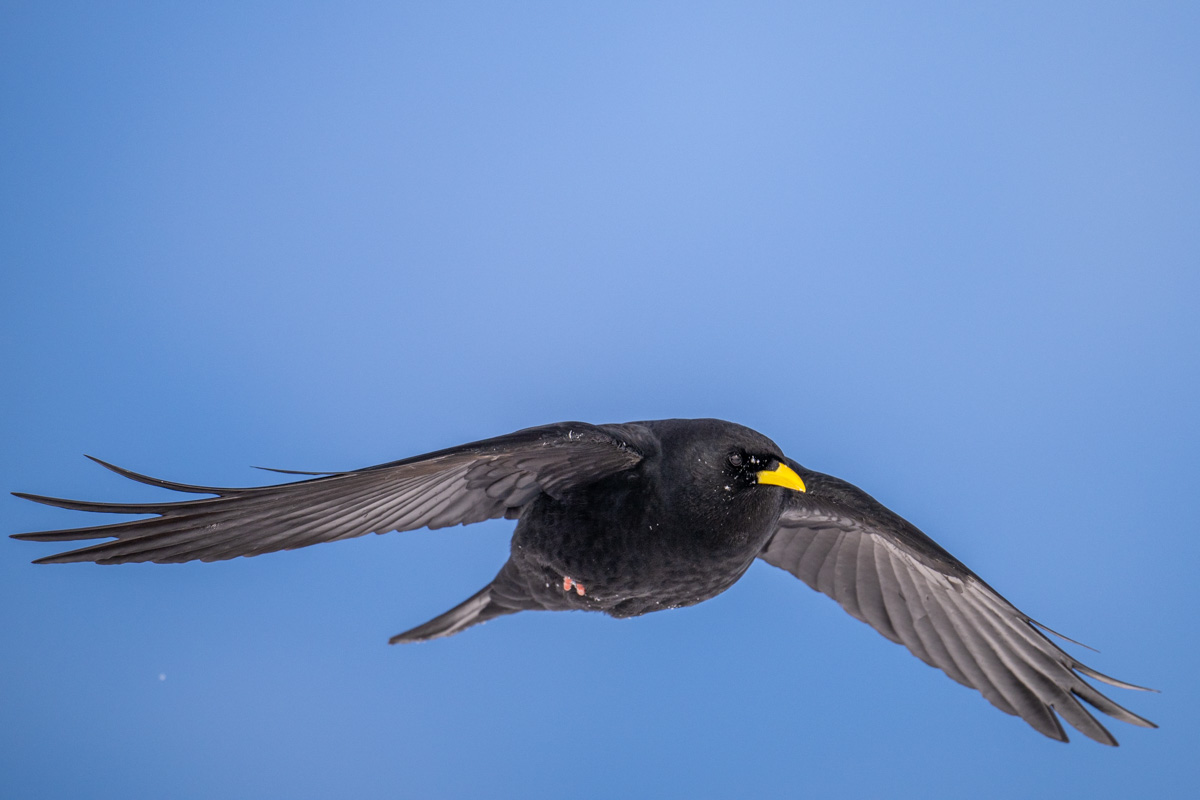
xmin=2 ymin=3 xmax=1197 ymax=798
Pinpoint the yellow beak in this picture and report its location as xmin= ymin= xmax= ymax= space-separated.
xmin=755 ymin=462 xmax=807 ymax=492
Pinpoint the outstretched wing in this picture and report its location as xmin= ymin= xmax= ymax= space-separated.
xmin=12 ymin=422 xmax=642 ymax=565
xmin=758 ymin=460 xmax=1156 ymax=745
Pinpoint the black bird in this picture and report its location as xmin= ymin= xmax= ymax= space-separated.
xmin=12 ymin=419 xmax=1155 ymax=744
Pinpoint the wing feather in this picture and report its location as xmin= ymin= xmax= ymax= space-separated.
xmin=12 ymin=423 xmax=643 ymax=564
xmin=830 ymin=526 xmax=863 ymax=621
xmin=853 ymin=534 xmax=897 ymax=641
xmin=874 ymin=541 xmax=931 ymax=662
xmin=758 ymin=462 xmax=1155 ymax=744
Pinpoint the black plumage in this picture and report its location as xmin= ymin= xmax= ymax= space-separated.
xmin=11 ymin=418 xmax=1156 ymax=744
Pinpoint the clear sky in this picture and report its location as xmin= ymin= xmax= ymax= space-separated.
xmin=2 ymin=2 xmax=1197 ymax=798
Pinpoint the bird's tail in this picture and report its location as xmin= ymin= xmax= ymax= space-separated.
xmin=388 ymin=583 xmax=517 ymax=644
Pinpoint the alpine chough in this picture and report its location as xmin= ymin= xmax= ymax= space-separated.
xmin=12 ymin=418 xmax=1155 ymax=744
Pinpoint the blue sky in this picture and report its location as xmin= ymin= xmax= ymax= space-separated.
xmin=2 ymin=2 xmax=1197 ymax=797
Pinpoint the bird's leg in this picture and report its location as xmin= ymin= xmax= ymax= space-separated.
xmin=562 ymin=576 xmax=586 ymax=596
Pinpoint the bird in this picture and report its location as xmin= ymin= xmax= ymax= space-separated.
xmin=12 ymin=418 xmax=1155 ymax=745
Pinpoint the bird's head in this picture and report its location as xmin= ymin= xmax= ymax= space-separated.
xmin=646 ymin=419 xmax=807 ymax=538
xmin=652 ymin=419 xmax=806 ymax=494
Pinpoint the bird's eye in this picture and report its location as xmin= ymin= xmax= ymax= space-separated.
xmin=727 ymin=453 xmax=743 ymax=469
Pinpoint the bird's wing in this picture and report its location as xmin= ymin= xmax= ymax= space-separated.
xmin=757 ymin=461 xmax=1155 ymax=745
xmin=12 ymin=423 xmax=642 ymax=565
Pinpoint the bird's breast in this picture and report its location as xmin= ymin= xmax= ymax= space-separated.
xmin=508 ymin=482 xmax=770 ymax=618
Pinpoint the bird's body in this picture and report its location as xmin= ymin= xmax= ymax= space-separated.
xmin=458 ymin=420 xmax=787 ymax=631
xmin=501 ymin=422 xmax=782 ymax=618
xmin=12 ymin=418 xmax=1157 ymax=745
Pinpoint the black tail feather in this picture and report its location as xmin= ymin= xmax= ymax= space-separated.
xmin=389 ymin=584 xmax=518 ymax=644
